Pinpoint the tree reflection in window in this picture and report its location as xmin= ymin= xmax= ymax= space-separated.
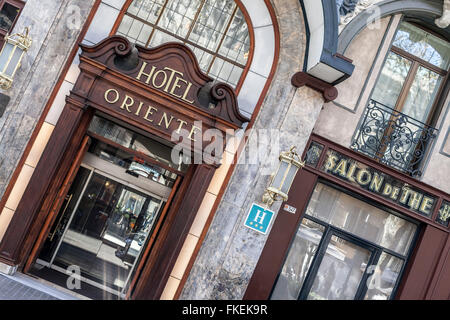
xmin=116 ymin=0 xmax=251 ymax=88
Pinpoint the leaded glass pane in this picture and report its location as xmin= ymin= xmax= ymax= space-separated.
xmin=188 ymin=0 xmax=235 ymax=52
xmin=157 ymin=0 xmax=201 ymax=38
xmin=116 ymin=0 xmax=250 ymax=88
xmin=149 ymin=29 xmax=183 ymax=47
xmin=219 ymin=9 xmax=250 ymax=65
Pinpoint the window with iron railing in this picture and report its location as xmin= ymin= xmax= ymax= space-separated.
xmin=352 ymin=20 xmax=450 ymax=177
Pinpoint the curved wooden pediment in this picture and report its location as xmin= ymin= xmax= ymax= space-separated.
xmin=78 ymin=36 xmax=249 ymax=129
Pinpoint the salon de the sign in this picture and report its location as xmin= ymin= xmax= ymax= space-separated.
xmin=321 ymin=149 xmax=437 ymax=217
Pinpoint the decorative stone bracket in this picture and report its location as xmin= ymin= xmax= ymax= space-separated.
xmin=291 ymin=72 xmax=338 ymax=102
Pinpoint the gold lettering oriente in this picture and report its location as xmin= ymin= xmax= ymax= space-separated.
xmin=136 ymin=62 xmax=195 ymax=104
xmin=103 ymin=88 xmax=199 ymax=141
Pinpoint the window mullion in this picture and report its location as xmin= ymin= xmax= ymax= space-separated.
xmin=296 ymin=225 xmax=332 ymax=300
xmin=185 ymin=0 xmax=207 ymax=41
xmin=394 ymin=60 xmax=419 ymax=114
xmin=145 ymin=0 xmax=170 ymax=47
xmin=392 ymin=45 xmax=447 ymax=76
xmin=373 ymin=57 xmax=419 ymax=160
xmin=207 ymin=4 xmax=238 ymax=74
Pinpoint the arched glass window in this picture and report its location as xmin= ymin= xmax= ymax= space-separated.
xmin=115 ymin=0 xmax=251 ymax=88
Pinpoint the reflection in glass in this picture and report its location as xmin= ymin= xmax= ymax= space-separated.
xmin=0 ymin=3 xmax=19 ymax=31
xmin=307 ymin=235 xmax=371 ymax=300
xmin=364 ymin=252 xmax=403 ymax=300
xmin=393 ymin=22 xmax=450 ymax=70
xmin=402 ymin=66 xmax=441 ymax=123
xmin=54 ymin=171 xmax=163 ymax=294
xmin=306 ymin=183 xmax=417 ymax=256
xmin=157 ymin=0 xmax=201 ymax=39
xmin=89 ymin=116 xmax=190 ymax=174
xmin=116 ymin=0 xmax=250 ymax=87
xmin=271 ymin=219 xmax=325 ymax=300
xmin=371 ymin=52 xmax=411 ymax=109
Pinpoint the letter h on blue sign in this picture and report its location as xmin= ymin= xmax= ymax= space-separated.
xmin=244 ymin=204 xmax=275 ymax=235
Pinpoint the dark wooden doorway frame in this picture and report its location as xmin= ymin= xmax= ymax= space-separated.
xmin=0 ymin=36 xmax=249 ymax=299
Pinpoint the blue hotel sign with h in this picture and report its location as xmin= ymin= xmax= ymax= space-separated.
xmin=244 ymin=203 xmax=275 ymax=235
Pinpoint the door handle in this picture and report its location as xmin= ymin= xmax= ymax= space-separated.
xmin=49 ymin=194 xmax=73 ymax=242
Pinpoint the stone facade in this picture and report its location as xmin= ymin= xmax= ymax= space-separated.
xmin=180 ymin=0 xmax=327 ymax=300
xmin=0 ymin=0 xmax=95 ymax=201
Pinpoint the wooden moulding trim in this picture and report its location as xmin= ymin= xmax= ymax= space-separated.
xmin=233 ymin=0 xmax=255 ymax=96
xmin=173 ymin=0 xmax=281 ymax=300
xmin=243 ymin=170 xmax=319 ymax=300
xmin=0 ymin=104 xmax=90 ymax=265
xmin=0 ymin=0 xmax=102 ymax=225
xmin=18 ymin=108 xmax=95 ymax=265
xmin=78 ymin=36 xmax=250 ymax=128
xmin=132 ymin=163 xmax=216 ymax=299
xmin=23 ymin=135 xmax=92 ymax=273
xmin=291 ymin=71 xmax=338 ymax=102
xmin=125 ymin=175 xmax=182 ymax=300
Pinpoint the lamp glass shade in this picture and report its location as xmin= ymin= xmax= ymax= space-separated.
xmin=5 ymin=46 xmax=23 ymax=77
xmin=280 ymin=163 xmax=298 ymax=194
xmin=0 ymin=42 xmax=14 ymax=73
xmin=271 ymin=160 xmax=289 ymax=190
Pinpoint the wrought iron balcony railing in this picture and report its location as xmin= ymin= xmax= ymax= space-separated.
xmin=351 ymin=99 xmax=438 ymax=177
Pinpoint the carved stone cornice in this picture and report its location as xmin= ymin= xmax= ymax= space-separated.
xmin=291 ymin=72 xmax=338 ymax=102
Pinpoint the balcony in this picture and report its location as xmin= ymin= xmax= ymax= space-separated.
xmin=351 ymin=99 xmax=438 ymax=177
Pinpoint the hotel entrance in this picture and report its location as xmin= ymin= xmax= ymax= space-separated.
xmin=0 ymin=37 xmax=248 ymax=299
xmin=29 ymin=115 xmax=187 ymax=299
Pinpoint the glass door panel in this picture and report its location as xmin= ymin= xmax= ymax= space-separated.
xmin=270 ymin=219 xmax=325 ymax=300
xmin=38 ymin=166 xmax=92 ymax=263
xmin=306 ymin=235 xmax=372 ymax=300
xmin=364 ymin=252 xmax=404 ymax=300
xmin=53 ymin=170 xmax=163 ymax=293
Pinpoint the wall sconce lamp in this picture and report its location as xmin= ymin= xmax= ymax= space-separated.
xmin=262 ymin=146 xmax=305 ymax=207
xmin=0 ymin=27 xmax=32 ymax=90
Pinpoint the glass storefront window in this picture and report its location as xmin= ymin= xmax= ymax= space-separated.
xmin=270 ymin=219 xmax=325 ymax=300
xmin=306 ymin=183 xmax=417 ymax=256
xmin=271 ymin=182 xmax=418 ymax=300
xmin=364 ymin=252 xmax=404 ymax=300
xmin=307 ymin=235 xmax=371 ymax=300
